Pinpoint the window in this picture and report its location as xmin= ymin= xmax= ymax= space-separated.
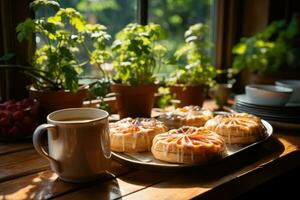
xmin=149 ymin=0 xmax=216 ymax=76
xmin=35 ymin=0 xmax=216 ymax=79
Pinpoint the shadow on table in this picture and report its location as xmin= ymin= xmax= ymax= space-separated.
xmin=117 ymin=137 xmax=285 ymax=190
xmin=273 ymin=128 xmax=300 ymax=149
xmin=0 ymin=137 xmax=286 ymax=200
xmin=0 ymin=171 xmax=123 ymax=199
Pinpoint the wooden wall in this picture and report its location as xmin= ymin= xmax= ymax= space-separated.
xmin=0 ymin=0 xmax=34 ymax=101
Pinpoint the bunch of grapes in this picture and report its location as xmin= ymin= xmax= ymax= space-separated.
xmin=0 ymin=98 xmax=40 ymax=141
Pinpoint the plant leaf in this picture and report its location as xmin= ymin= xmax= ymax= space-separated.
xmin=16 ymin=18 xmax=35 ymax=42
xmin=0 ymin=53 xmax=15 ymax=62
xmin=62 ymin=65 xmax=79 ymax=92
xmin=30 ymin=0 xmax=60 ymax=12
xmin=232 ymin=43 xmax=246 ymax=54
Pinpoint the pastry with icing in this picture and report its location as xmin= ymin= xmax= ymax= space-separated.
xmin=109 ymin=118 xmax=168 ymax=152
xmin=205 ymin=113 xmax=266 ymax=145
xmin=157 ymin=106 xmax=213 ymax=129
xmin=151 ymin=126 xmax=227 ymax=164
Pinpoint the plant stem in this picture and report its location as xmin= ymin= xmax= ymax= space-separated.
xmin=0 ymin=64 xmax=58 ymax=88
xmin=81 ymin=42 xmax=108 ymax=79
xmin=25 ymin=70 xmax=58 ymax=86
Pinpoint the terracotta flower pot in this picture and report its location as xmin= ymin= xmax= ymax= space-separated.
xmin=29 ymin=87 xmax=88 ymax=115
xmin=111 ymin=84 xmax=158 ymax=118
xmin=169 ymin=84 xmax=208 ymax=107
xmin=240 ymin=67 xmax=300 ymax=89
xmin=209 ymin=84 xmax=232 ymax=109
xmin=244 ymin=72 xmax=276 ymax=85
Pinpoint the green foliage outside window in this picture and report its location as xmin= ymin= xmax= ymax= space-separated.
xmin=169 ymin=23 xmax=216 ymax=86
xmin=232 ymin=16 xmax=300 ymax=75
xmin=111 ymin=23 xmax=167 ymax=85
xmin=16 ymin=0 xmax=111 ymax=92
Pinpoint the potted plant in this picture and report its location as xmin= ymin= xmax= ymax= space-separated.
xmin=12 ymin=0 xmax=111 ymax=114
xmin=111 ymin=23 xmax=167 ymax=118
xmin=168 ymin=23 xmax=216 ymax=107
xmin=209 ymin=68 xmax=236 ymax=110
xmin=232 ymin=16 xmax=300 ymax=85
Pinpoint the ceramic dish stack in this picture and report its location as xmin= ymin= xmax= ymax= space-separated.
xmin=234 ymin=94 xmax=300 ymax=128
xmin=233 ymin=83 xmax=300 ymax=129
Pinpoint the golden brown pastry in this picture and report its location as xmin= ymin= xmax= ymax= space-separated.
xmin=157 ymin=106 xmax=213 ymax=129
xmin=109 ymin=118 xmax=168 ymax=152
xmin=205 ymin=113 xmax=266 ymax=145
xmin=151 ymin=126 xmax=227 ymax=164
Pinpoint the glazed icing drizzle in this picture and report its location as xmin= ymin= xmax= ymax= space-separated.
xmin=155 ymin=126 xmax=226 ymax=163
xmin=110 ymin=118 xmax=164 ymax=134
xmin=110 ymin=118 xmax=167 ymax=151
xmin=173 ymin=106 xmax=211 ymax=120
xmin=163 ymin=106 xmax=211 ymax=120
xmin=207 ymin=113 xmax=264 ymax=145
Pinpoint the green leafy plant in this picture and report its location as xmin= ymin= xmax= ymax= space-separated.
xmin=111 ymin=23 xmax=167 ymax=85
xmin=88 ymin=79 xmax=112 ymax=112
xmin=15 ymin=0 xmax=111 ymax=92
xmin=0 ymin=53 xmax=15 ymax=63
xmin=232 ymin=16 xmax=300 ymax=75
xmin=156 ymin=87 xmax=173 ymax=108
xmin=169 ymin=23 xmax=216 ymax=86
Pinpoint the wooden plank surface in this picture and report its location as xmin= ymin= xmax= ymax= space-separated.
xmin=0 ymin=131 xmax=299 ymax=200
xmin=0 ymin=149 xmax=49 ymax=182
xmin=0 ymin=159 xmax=132 ymax=200
xmin=54 ymin=170 xmax=171 ymax=200
xmin=0 ymin=142 xmax=33 ymax=155
xmin=0 ymin=99 xmax=299 ymax=200
xmin=122 ymin=135 xmax=300 ymax=200
xmin=49 ymin=133 xmax=300 ymax=199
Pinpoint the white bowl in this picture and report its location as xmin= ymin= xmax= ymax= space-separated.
xmin=245 ymin=84 xmax=293 ymax=106
xmin=276 ymin=80 xmax=300 ymax=104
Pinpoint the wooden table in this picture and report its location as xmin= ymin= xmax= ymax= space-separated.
xmin=0 ymin=101 xmax=300 ymax=200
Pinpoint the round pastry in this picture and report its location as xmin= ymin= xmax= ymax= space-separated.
xmin=157 ymin=106 xmax=213 ymax=129
xmin=205 ymin=113 xmax=266 ymax=145
xmin=109 ymin=118 xmax=168 ymax=152
xmin=151 ymin=126 xmax=227 ymax=164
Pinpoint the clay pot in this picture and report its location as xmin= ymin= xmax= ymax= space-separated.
xmin=243 ymin=72 xmax=276 ymax=85
xmin=110 ymin=84 xmax=158 ymax=118
xmin=209 ymin=84 xmax=232 ymax=109
xmin=240 ymin=67 xmax=300 ymax=88
xmin=169 ymin=84 xmax=208 ymax=107
xmin=29 ymin=87 xmax=88 ymax=115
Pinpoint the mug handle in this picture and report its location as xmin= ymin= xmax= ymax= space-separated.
xmin=101 ymin=121 xmax=111 ymax=159
xmin=33 ymin=124 xmax=61 ymax=173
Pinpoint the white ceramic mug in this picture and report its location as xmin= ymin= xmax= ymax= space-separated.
xmin=33 ymin=108 xmax=111 ymax=183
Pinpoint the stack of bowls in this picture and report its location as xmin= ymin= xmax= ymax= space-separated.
xmin=276 ymin=80 xmax=300 ymax=105
xmin=234 ymin=82 xmax=300 ymax=126
xmin=245 ymin=84 xmax=293 ymax=106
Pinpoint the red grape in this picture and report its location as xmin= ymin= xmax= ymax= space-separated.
xmin=0 ymin=98 xmax=40 ymax=140
xmin=0 ymin=112 xmax=7 ymax=118
xmin=6 ymin=104 xmax=17 ymax=111
xmin=3 ymin=100 xmax=16 ymax=106
xmin=29 ymin=106 xmax=39 ymax=118
xmin=22 ymin=116 xmax=34 ymax=127
xmin=0 ymin=117 xmax=9 ymax=126
xmin=13 ymin=111 xmax=24 ymax=121
xmin=8 ymin=126 xmax=20 ymax=138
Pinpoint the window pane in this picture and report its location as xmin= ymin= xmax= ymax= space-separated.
xmin=149 ymin=0 xmax=216 ymax=76
xmin=36 ymin=0 xmax=137 ymax=78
